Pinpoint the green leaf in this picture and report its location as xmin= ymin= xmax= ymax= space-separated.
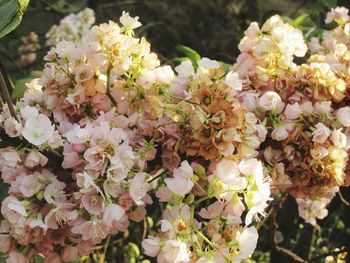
xmin=11 ymin=76 xmax=35 ymax=100
xmin=175 ymin=45 xmax=201 ymax=67
xmin=170 ymin=57 xmax=190 ymax=66
xmin=0 ymin=0 xmax=30 ymax=38
xmin=293 ymin=14 xmax=309 ymax=27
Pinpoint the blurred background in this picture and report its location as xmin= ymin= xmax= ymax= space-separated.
xmin=1 ymin=1 xmax=350 ymax=262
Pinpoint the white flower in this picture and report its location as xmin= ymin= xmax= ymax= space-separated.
xmin=129 ymin=173 xmax=150 ymax=205
xmin=154 ymin=66 xmax=174 ymax=85
xmin=284 ymin=102 xmax=301 ymax=119
xmin=119 ymin=11 xmax=142 ymax=29
xmin=165 ymin=175 xmax=194 ymax=196
xmin=312 ymin=123 xmax=330 ymax=144
xmin=22 ymin=114 xmax=54 ymax=146
xmin=331 ymin=129 xmax=347 ymax=149
xmin=261 ymin=15 xmax=283 ymax=32
xmin=160 ymin=239 xmax=190 ymax=263
xmin=336 ymin=107 xmax=350 ymax=127
xmin=258 ymin=91 xmax=284 ymax=112
xmin=271 ymin=126 xmax=289 ymax=141
xmin=244 ymin=22 xmax=260 ymax=38
xmin=175 ymin=60 xmax=194 ymax=78
xmin=20 ymin=106 xmax=39 ymax=120
xmin=314 ymin=101 xmax=332 ymax=115
xmin=64 ymin=124 xmax=90 ymax=144
xmin=142 ymin=236 xmax=160 ymax=257
xmin=325 ymin=7 xmax=349 ymax=24
xmin=301 ymin=101 xmax=313 ymax=114
xmin=165 ymin=161 xmax=194 ymax=196
xmin=233 ymin=227 xmax=258 ymax=263
xmin=136 ymin=70 xmax=156 ymax=87
xmin=215 ymin=158 xmax=247 ymax=189
xmin=224 ymin=71 xmax=242 ymax=96
xmin=296 ymin=198 xmax=330 ymax=225
xmin=310 ymin=146 xmax=329 ymax=160
xmin=198 ymin=57 xmax=220 ymax=69
xmin=238 ymin=158 xmax=264 ymax=181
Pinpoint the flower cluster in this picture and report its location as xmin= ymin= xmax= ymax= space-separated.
xmin=17 ymin=32 xmax=40 ymax=66
xmin=2 ymin=6 xmax=350 ymax=263
xmin=234 ymin=9 xmax=350 ymax=224
xmin=45 ymin=8 xmax=96 ymax=47
xmin=0 ymin=11 xmax=271 ymax=263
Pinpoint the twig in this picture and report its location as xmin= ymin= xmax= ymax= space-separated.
xmin=270 ymin=196 xmax=307 ymax=263
xmin=0 ymin=69 xmax=18 ymax=121
xmin=147 ymin=169 xmax=167 ymax=183
xmin=106 ymin=64 xmax=117 ymax=107
xmin=257 ymin=193 xmax=288 ymax=231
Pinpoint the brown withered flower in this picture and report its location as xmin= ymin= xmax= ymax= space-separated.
xmin=179 ymin=83 xmax=246 ymax=160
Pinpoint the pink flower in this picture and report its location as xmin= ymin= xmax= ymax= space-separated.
xmin=0 ymin=234 xmax=11 ymax=253
xmin=81 ymin=189 xmax=105 ymax=215
xmin=142 ymin=236 xmax=160 ymax=257
xmin=92 ymin=93 xmax=110 ymax=114
xmin=45 ymin=203 xmax=78 ymax=229
xmin=128 ymin=206 xmax=146 ymax=222
xmin=325 ymin=7 xmax=349 ymax=24
xmin=72 ymin=219 xmax=109 ymax=243
xmin=44 ymin=180 xmax=66 ymax=204
xmin=0 ymin=147 xmax=20 ymax=169
xmin=129 ymin=173 xmax=150 ymax=205
xmin=4 ymin=118 xmax=22 ymax=138
xmin=61 ymin=246 xmax=79 ymax=262
xmin=199 ymin=201 xmax=225 ymax=219
xmin=6 ymin=251 xmax=28 ymax=263
xmin=83 ymin=146 xmax=105 ymax=171
xmin=102 ymin=204 xmax=125 ymax=227
xmin=312 ymin=123 xmax=330 ymax=144
xmin=19 ymin=173 xmax=42 ymax=197
xmin=164 ymin=161 xmax=194 ymax=196
xmin=24 ymin=151 xmax=48 ymax=168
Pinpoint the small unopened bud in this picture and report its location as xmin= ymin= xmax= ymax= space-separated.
xmin=36 ymin=191 xmax=44 ymax=201
xmin=193 ymin=165 xmax=206 ymax=177
xmin=184 ymin=194 xmax=195 ymax=205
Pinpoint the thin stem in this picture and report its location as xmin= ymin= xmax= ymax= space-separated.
xmin=50 ymin=149 xmax=63 ymax=159
xmin=99 ymin=234 xmax=111 ymax=263
xmin=0 ymin=70 xmax=18 ymax=121
xmin=106 ymin=64 xmax=117 ymax=107
xmin=338 ymin=188 xmax=349 ymax=206
xmin=147 ymin=170 xmax=167 ymax=183
xmin=270 ymin=197 xmax=306 ymax=263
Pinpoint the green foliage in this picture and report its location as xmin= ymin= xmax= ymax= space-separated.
xmin=175 ymin=45 xmax=201 ymax=67
xmin=11 ymin=76 xmax=34 ymax=100
xmin=42 ymin=0 xmax=88 ymax=14
xmin=0 ymin=0 xmax=29 ymax=38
